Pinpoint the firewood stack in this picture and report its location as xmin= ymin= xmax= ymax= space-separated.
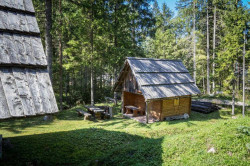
xmin=191 ymin=101 xmax=220 ymax=114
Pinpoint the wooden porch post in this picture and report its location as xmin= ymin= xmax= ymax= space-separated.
xmin=146 ymin=101 xmax=149 ymax=123
xmin=121 ymin=91 xmax=124 ymax=113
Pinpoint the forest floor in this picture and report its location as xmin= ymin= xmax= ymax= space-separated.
xmin=0 ymin=103 xmax=249 ymax=166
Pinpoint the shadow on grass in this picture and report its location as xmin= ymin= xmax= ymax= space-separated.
xmin=0 ymin=128 xmax=163 ymax=166
xmin=96 ymin=115 xmax=152 ymax=129
xmin=0 ymin=115 xmax=55 ymax=134
xmin=0 ymin=106 xmax=87 ymax=134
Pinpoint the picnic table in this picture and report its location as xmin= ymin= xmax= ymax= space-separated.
xmin=125 ymin=105 xmax=143 ymax=117
xmin=85 ymin=106 xmax=106 ymax=119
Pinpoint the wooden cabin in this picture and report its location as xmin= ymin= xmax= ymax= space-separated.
xmin=113 ymin=57 xmax=200 ymax=122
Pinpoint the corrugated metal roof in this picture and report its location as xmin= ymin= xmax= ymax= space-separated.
xmin=114 ymin=57 xmax=200 ymax=100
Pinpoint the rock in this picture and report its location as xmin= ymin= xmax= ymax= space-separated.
xmin=207 ymin=147 xmax=216 ymax=154
xmin=3 ymin=138 xmax=14 ymax=149
xmin=246 ymin=143 xmax=250 ymax=151
xmin=232 ymin=116 xmax=237 ymax=119
xmin=183 ymin=113 xmax=189 ymax=119
xmin=43 ymin=115 xmax=53 ymax=121
xmin=165 ymin=114 xmax=190 ymax=121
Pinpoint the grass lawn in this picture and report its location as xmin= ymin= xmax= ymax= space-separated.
xmin=0 ymin=103 xmax=249 ymax=166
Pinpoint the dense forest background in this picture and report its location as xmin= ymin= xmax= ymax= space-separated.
xmin=32 ymin=0 xmax=249 ymax=110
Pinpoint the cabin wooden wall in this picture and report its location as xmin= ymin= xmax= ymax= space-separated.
xmin=123 ymin=91 xmax=145 ymax=113
xmin=149 ymin=100 xmax=162 ymax=120
xmin=123 ymin=69 xmax=140 ymax=94
xmin=122 ymin=91 xmax=191 ymax=121
xmin=149 ymin=96 xmax=191 ymax=121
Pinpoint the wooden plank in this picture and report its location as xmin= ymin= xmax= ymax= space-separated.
xmin=13 ymin=68 xmax=36 ymax=116
xmin=0 ymin=75 xmax=11 ymax=119
xmin=23 ymin=36 xmax=36 ymax=65
xmin=8 ymin=12 xmax=19 ymax=31
xmin=30 ymin=36 xmax=47 ymax=65
xmin=0 ymin=33 xmax=11 ymax=64
xmin=23 ymin=0 xmax=35 ymax=13
xmin=26 ymin=15 xmax=39 ymax=33
xmin=13 ymin=34 xmax=27 ymax=64
xmin=18 ymin=13 xmax=29 ymax=32
xmin=0 ymin=11 xmax=8 ymax=30
xmin=0 ymin=68 xmax=24 ymax=117
xmin=76 ymin=109 xmax=91 ymax=120
xmin=26 ymin=68 xmax=44 ymax=114
xmin=3 ymin=33 xmax=19 ymax=64
xmin=36 ymin=70 xmax=52 ymax=114
xmin=39 ymin=69 xmax=58 ymax=113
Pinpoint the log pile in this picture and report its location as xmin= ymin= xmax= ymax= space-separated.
xmin=191 ymin=101 xmax=220 ymax=114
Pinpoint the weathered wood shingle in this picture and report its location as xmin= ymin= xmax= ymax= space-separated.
xmin=114 ymin=57 xmax=200 ymax=100
xmin=0 ymin=0 xmax=58 ymax=119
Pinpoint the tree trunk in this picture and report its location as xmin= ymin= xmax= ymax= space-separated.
xmin=202 ymin=66 xmax=206 ymax=94
xmin=113 ymin=68 xmax=117 ymax=105
xmin=206 ymin=2 xmax=210 ymax=94
xmin=232 ymin=81 xmax=235 ymax=116
xmin=113 ymin=2 xmax=118 ymax=105
xmin=90 ymin=2 xmax=94 ymax=106
xmin=59 ymin=0 xmax=63 ymax=111
xmin=242 ymin=31 xmax=246 ymax=117
xmin=193 ymin=0 xmax=196 ymax=84
xmin=45 ymin=0 xmax=53 ymax=81
xmin=212 ymin=5 xmax=216 ymax=94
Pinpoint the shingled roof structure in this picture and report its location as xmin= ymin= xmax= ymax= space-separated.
xmin=114 ymin=57 xmax=201 ymax=100
xmin=0 ymin=0 xmax=58 ymax=119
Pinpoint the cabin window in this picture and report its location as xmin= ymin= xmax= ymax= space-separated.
xmin=174 ymin=98 xmax=180 ymax=106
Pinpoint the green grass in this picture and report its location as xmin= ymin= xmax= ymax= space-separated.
xmin=0 ymin=103 xmax=249 ymax=166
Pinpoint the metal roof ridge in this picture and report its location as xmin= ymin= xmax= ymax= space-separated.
xmin=126 ymin=57 xmax=182 ymax=61
xmin=135 ymin=71 xmax=189 ymax=74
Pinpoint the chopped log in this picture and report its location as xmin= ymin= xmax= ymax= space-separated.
xmin=76 ymin=109 xmax=92 ymax=120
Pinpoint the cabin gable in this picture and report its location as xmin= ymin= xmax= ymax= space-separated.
xmin=122 ymin=68 xmax=141 ymax=94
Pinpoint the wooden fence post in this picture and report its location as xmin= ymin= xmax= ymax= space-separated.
xmin=109 ymin=107 xmax=113 ymax=118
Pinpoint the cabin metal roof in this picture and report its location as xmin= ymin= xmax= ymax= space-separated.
xmin=114 ymin=57 xmax=200 ymax=100
xmin=0 ymin=0 xmax=58 ymax=119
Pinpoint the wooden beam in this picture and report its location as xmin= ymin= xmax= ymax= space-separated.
xmin=122 ymin=91 xmax=124 ymax=113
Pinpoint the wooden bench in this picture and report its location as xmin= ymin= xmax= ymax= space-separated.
xmin=76 ymin=109 xmax=92 ymax=120
xmin=125 ymin=105 xmax=144 ymax=117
